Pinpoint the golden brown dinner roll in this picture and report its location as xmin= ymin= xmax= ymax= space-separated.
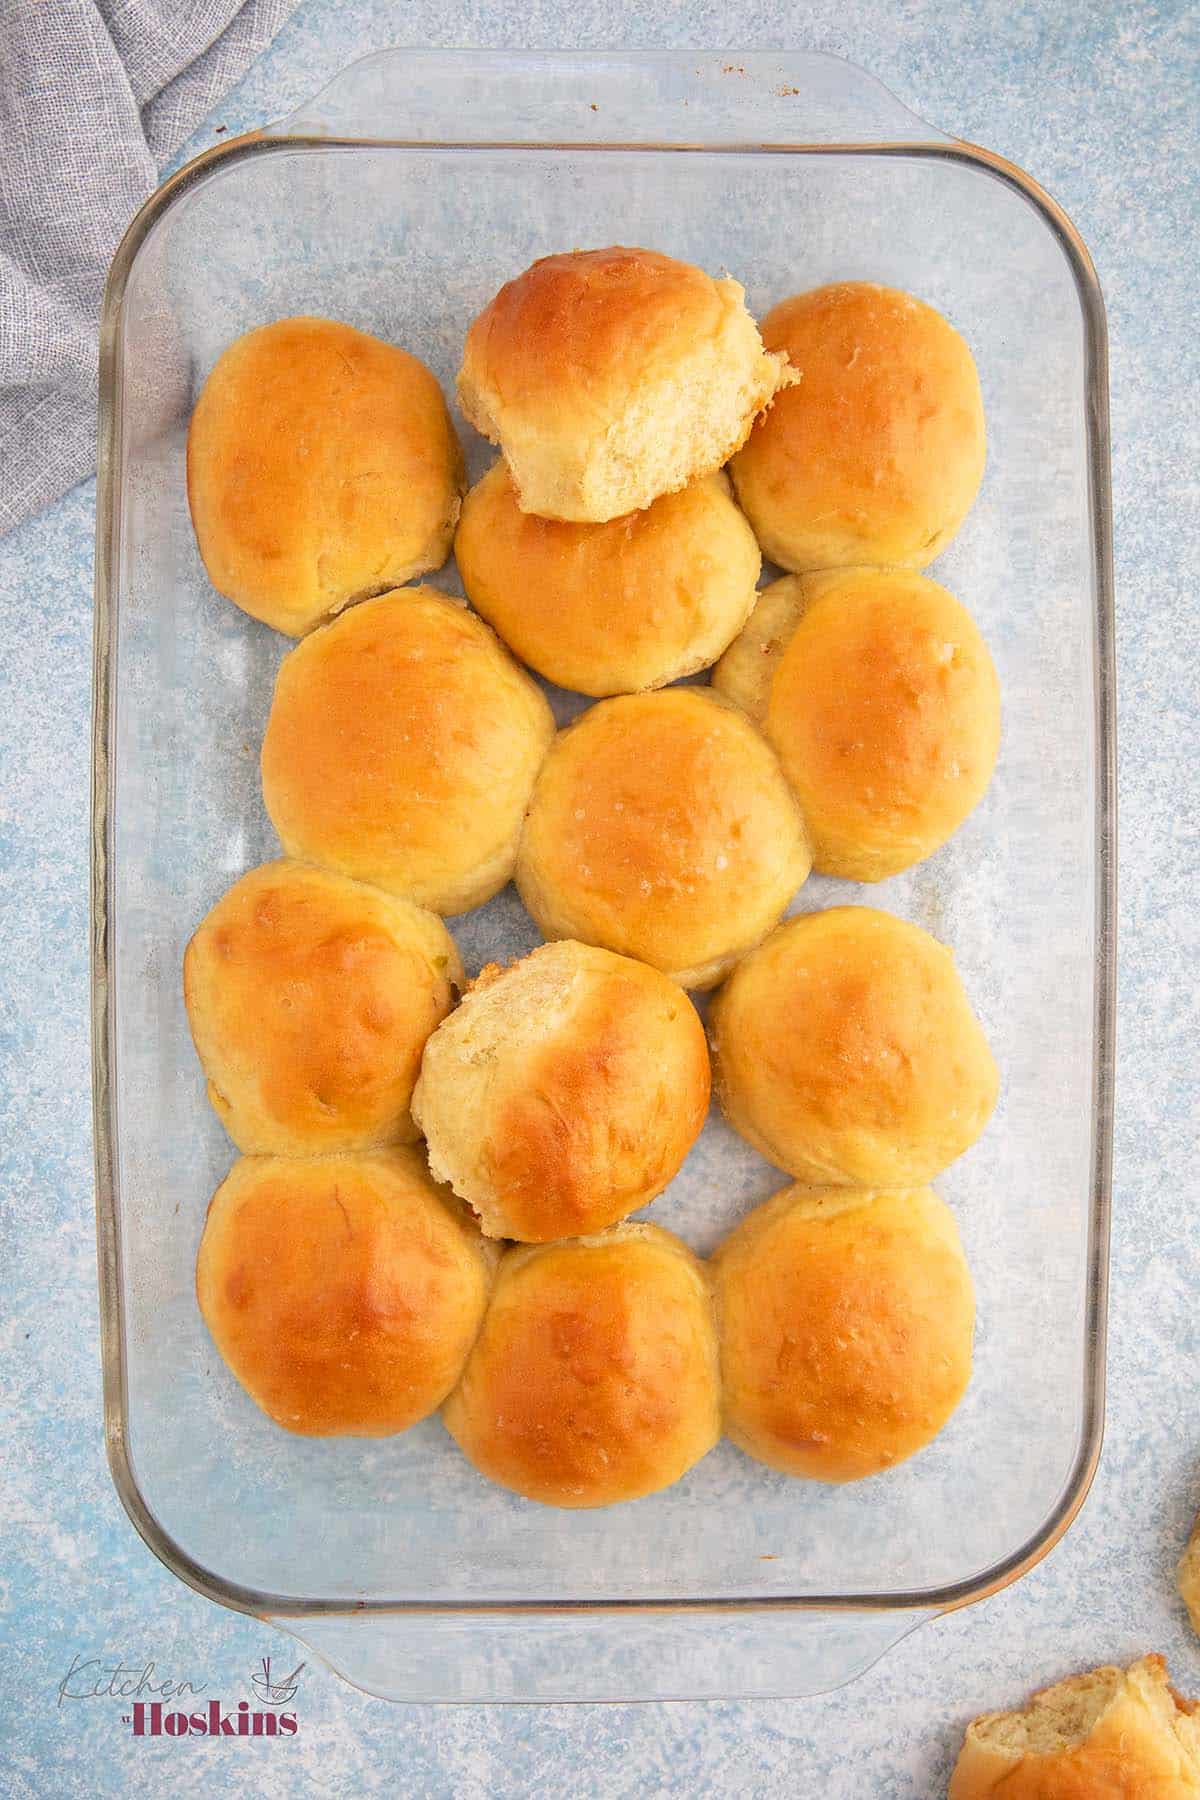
xmin=1179 ymin=1516 xmax=1200 ymax=1637
xmin=196 ymin=1150 xmax=495 ymax=1436
xmin=712 ymin=1184 xmax=974 ymax=1482
xmin=187 ymin=317 xmax=463 ymax=636
xmin=710 ymin=907 xmax=998 ymax=1184
xmin=455 ymin=464 xmax=761 ymax=696
xmin=712 ymin=568 xmax=1001 ymax=880
xmin=516 ymin=688 xmax=811 ymax=989
xmin=443 ymin=1224 xmax=720 ymax=1506
xmin=412 ymin=940 xmax=709 ymax=1242
xmin=261 ymin=587 xmax=554 ymax=914
xmin=730 ymin=282 xmax=986 ymax=572
xmin=184 ymin=860 xmax=461 ymax=1156
xmin=457 ymin=246 xmax=790 ymax=522
xmin=949 ymin=1654 xmax=1200 ymax=1798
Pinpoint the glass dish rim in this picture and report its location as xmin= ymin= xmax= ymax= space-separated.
xmin=90 ymin=69 xmax=1116 ymax=1627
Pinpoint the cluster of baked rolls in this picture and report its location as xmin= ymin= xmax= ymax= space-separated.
xmin=184 ymin=246 xmax=1000 ymax=1508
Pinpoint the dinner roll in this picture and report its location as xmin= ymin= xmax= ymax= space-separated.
xmin=196 ymin=1150 xmax=495 ymax=1437
xmin=1180 ymin=1515 xmax=1200 ymax=1637
xmin=712 ymin=1184 xmax=974 ymax=1482
xmin=455 ymin=464 xmax=761 ymax=696
xmin=184 ymin=860 xmax=461 ymax=1156
xmin=187 ymin=317 xmax=463 ymax=636
xmin=443 ymin=1224 xmax=720 ymax=1506
xmin=413 ymin=940 xmax=710 ymax=1242
xmin=730 ymin=282 xmax=986 ymax=572
xmin=516 ymin=688 xmax=811 ymax=989
xmin=261 ymin=588 xmax=554 ymax=914
xmin=710 ymin=907 xmax=998 ymax=1184
xmin=457 ymin=246 xmax=790 ymax=522
xmin=949 ymin=1655 xmax=1200 ymax=1799
xmin=712 ymin=568 xmax=1001 ymax=880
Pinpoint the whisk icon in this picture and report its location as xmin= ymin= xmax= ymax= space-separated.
xmin=250 ymin=1656 xmax=305 ymax=1706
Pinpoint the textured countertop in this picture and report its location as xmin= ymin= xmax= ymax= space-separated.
xmin=1 ymin=2 xmax=1197 ymax=1794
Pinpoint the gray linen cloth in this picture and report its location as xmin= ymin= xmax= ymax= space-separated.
xmin=0 ymin=0 xmax=298 ymax=535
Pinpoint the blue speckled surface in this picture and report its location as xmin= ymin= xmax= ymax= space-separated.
xmin=1 ymin=2 xmax=1197 ymax=1793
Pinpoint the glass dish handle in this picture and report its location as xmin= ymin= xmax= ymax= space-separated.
xmin=266 ymin=1606 xmax=931 ymax=1704
xmin=266 ymin=49 xmax=949 ymax=147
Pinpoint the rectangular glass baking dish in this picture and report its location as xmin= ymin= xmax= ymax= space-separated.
xmin=92 ymin=48 xmax=1115 ymax=1703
